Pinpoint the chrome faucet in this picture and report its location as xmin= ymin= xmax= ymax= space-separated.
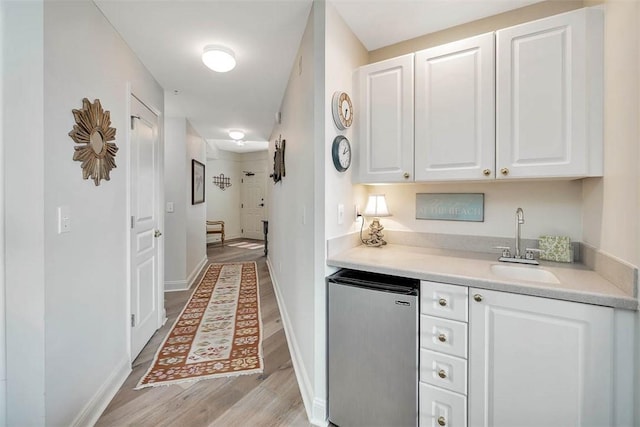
xmin=515 ymin=207 xmax=524 ymax=259
xmin=496 ymin=207 xmax=540 ymax=265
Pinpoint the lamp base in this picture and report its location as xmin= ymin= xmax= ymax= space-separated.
xmin=362 ymin=218 xmax=387 ymax=247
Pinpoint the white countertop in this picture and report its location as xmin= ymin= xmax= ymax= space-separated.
xmin=326 ymin=244 xmax=638 ymax=310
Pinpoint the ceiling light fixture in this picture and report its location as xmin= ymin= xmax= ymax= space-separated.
xmin=202 ymin=45 xmax=236 ymax=73
xmin=228 ymin=130 xmax=245 ymax=140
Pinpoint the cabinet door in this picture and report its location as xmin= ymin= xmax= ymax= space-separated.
xmin=468 ymin=288 xmax=613 ymax=427
xmin=355 ymin=54 xmax=414 ymax=183
xmin=415 ymin=33 xmax=495 ymax=181
xmin=496 ymin=8 xmax=603 ymax=179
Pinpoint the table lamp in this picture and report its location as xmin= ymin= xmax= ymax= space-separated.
xmin=361 ymin=194 xmax=391 ymax=247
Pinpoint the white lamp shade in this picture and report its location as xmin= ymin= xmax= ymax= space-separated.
xmin=202 ymin=45 xmax=236 ymax=72
xmin=363 ymin=194 xmax=390 ymax=217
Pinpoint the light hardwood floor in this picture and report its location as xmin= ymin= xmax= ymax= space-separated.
xmin=96 ymin=240 xmax=311 ymax=427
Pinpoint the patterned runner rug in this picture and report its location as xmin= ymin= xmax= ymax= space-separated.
xmin=136 ymin=262 xmax=263 ymax=389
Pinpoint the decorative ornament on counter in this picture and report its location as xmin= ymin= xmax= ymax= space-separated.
xmin=270 ymin=134 xmax=286 ymax=183
xmin=68 ymin=98 xmax=118 ymax=186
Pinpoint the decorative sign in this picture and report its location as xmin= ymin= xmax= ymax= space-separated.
xmin=416 ymin=193 xmax=484 ymax=222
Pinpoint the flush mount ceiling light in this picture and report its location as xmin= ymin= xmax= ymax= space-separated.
xmin=228 ymin=130 xmax=245 ymax=140
xmin=202 ymin=45 xmax=236 ymax=72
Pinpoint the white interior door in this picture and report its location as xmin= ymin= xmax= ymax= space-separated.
xmin=241 ymin=172 xmax=265 ymax=240
xmin=130 ymin=95 xmax=161 ymax=360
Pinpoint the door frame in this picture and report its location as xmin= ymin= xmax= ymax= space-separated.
xmin=125 ymin=85 xmax=165 ymax=363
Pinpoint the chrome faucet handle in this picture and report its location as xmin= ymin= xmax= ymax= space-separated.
xmin=495 ymin=246 xmax=512 ymax=258
xmin=524 ymin=248 xmax=543 ymax=260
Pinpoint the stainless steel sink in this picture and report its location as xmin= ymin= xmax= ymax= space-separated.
xmin=490 ymin=264 xmax=560 ymax=284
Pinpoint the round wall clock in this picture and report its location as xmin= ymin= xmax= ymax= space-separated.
xmin=332 ymin=135 xmax=351 ymax=172
xmin=332 ymin=91 xmax=353 ymax=130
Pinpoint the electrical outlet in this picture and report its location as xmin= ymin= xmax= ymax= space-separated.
xmin=355 ymin=204 xmax=362 ymax=221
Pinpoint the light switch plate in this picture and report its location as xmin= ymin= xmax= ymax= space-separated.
xmin=166 ymin=202 xmax=174 ymax=213
xmin=337 ymin=204 xmax=344 ymax=225
xmin=58 ymin=206 xmax=71 ymax=234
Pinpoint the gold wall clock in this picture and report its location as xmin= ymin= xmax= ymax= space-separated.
xmin=332 ymin=91 xmax=353 ymax=130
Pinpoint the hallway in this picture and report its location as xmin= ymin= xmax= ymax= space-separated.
xmin=96 ymin=241 xmax=310 ymax=426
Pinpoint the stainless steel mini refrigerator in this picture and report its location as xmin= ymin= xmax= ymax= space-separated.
xmin=327 ymin=269 xmax=418 ymax=427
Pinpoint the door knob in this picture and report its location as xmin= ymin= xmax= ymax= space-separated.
xmin=154 ymin=229 xmax=162 ymax=238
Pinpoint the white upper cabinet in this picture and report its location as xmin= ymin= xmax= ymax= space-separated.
xmin=496 ymin=8 xmax=603 ymax=179
xmin=354 ymin=53 xmax=414 ymax=183
xmin=415 ymin=33 xmax=495 ymax=181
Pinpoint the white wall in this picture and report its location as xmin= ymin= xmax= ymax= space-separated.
xmin=3 ymin=1 xmax=45 ymax=425
xmin=370 ymin=180 xmax=584 ymax=241
xmin=207 ymin=151 xmax=242 ymax=241
xmin=185 ymin=121 xmax=207 ymax=277
xmin=324 ymin=3 xmax=368 ymax=241
xmin=267 ymin=2 xmax=320 ymax=422
xmin=3 ymin=2 xmax=166 ymax=426
xmin=164 ymin=117 xmax=207 ymax=290
xmin=0 ymin=2 xmax=7 ymax=425
xmin=206 ymin=150 xmax=269 ymax=243
xmin=164 ymin=117 xmax=187 ymax=284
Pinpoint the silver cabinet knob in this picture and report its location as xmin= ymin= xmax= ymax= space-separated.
xmin=500 ymin=167 xmax=509 ymax=176
xmin=483 ymin=168 xmax=491 ymax=176
xmin=473 ymin=294 xmax=483 ymax=302
xmin=403 ymin=172 xmax=410 ymax=179
xmin=438 ymin=298 xmax=447 ymax=307
xmin=438 ymin=333 xmax=447 ymax=343
xmin=154 ymin=229 xmax=162 ymax=238
xmin=438 ymin=369 xmax=447 ymax=379
xmin=438 ymin=416 xmax=446 ymax=426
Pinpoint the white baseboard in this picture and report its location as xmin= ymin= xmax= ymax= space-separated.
xmin=164 ymin=279 xmax=188 ymax=292
xmin=71 ymin=356 xmax=131 ymax=427
xmin=266 ymin=260 xmax=327 ymax=427
xmin=165 ymin=256 xmax=208 ymax=292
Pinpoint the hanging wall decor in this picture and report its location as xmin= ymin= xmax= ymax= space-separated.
xmin=270 ymin=134 xmax=286 ymax=183
xmin=192 ymin=160 xmax=205 ymax=204
xmin=68 ymin=98 xmax=118 ymax=186
xmin=212 ymin=173 xmax=232 ymax=190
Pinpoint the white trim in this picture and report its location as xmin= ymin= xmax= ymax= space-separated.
xmin=267 ymin=260 xmax=326 ymax=427
xmin=165 ymin=256 xmax=208 ymax=292
xmin=70 ymin=356 xmax=131 ymax=427
xmin=164 ymin=280 xmax=189 ymax=292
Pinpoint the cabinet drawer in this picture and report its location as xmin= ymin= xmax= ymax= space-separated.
xmin=421 ymin=281 xmax=468 ymax=322
xmin=419 ymin=383 xmax=467 ymax=427
xmin=420 ymin=349 xmax=467 ymax=395
xmin=420 ymin=315 xmax=468 ymax=358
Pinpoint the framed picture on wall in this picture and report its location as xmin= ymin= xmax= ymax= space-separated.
xmin=192 ymin=159 xmax=205 ymax=205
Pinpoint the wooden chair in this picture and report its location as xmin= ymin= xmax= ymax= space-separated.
xmin=206 ymin=220 xmax=225 ymax=246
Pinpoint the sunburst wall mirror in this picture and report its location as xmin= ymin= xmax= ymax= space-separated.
xmin=68 ymin=98 xmax=118 ymax=186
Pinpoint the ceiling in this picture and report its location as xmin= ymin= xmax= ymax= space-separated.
xmin=95 ymin=0 xmax=543 ymax=154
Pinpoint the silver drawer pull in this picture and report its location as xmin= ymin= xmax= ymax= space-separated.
xmin=438 ymin=298 xmax=447 ymax=307
xmin=438 ymin=333 xmax=447 ymax=343
xmin=438 ymin=416 xmax=446 ymax=426
xmin=438 ymin=369 xmax=447 ymax=379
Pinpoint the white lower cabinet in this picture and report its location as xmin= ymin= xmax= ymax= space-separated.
xmin=420 ymin=383 xmax=467 ymax=427
xmin=420 ymin=281 xmax=468 ymax=427
xmin=468 ymin=288 xmax=614 ymax=427
xmin=420 ymin=282 xmax=621 ymax=427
